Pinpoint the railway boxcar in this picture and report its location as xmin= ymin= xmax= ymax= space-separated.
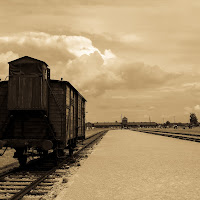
xmin=0 ymin=56 xmax=86 ymax=166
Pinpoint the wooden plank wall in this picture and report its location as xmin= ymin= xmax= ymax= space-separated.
xmin=8 ymin=77 xmax=48 ymax=110
xmin=12 ymin=116 xmax=47 ymax=139
xmin=82 ymin=100 xmax=85 ymax=137
xmin=70 ymin=88 xmax=75 ymax=140
xmin=49 ymin=82 xmax=66 ymax=142
xmin=77 ymin=95 xmax=82 ymax=137
xmin=74 ymin=92 xmax=78 ymax=138
xmin=66 ymin=85 xmax=70 ymax=143
xmin=0 ymin=82 xmax=8 ymax=138
xmin=77 ymin=95 xmax=85 ymax=138
xmin=66 ymin=85 xmax=79 ymax=141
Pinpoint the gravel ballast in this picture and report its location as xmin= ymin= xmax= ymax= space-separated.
xmin=55 ymin=129 xmax=200 ymax=200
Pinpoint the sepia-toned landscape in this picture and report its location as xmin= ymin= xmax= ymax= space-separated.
xmin=0 ymin=1 xmax=200 ymax=199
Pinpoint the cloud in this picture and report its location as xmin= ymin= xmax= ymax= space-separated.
xmin=0 ymin=33 xmax=75 ymax=66
xmin=0 ymin=32 xmax=116 ymax=64
xmin=54 ymin=51 xmax=121 ymax=96
xmin=183 ymin=106 xmax=200 ymax=116
xmin=59 ymin=55 xmax=174 ymax=97
xmin=0 ymin=32 xmax=98 ymax=56
xmin=0 ymin=51 xmax=19 ymax=63
xmin=180 ymin=82 xmax=200 ymax=98
xmin=0 ymin=51 xmax=19 ymax=78
xmin=96 ymin=32 xmax=142 ymax=45
xmin=194 ymin=105 xmax=200 ymax=111
xmin=0 ymin=32 xmax=176 ymax=97
xmin=118 ymin=62 xmax=173 ymax=90
xmin=0 ymin=32 xmax=115 ymax=69
xmin=119 ymin=33 xmax=142 ymax=43
xmin=183 ymin=82 xmax=200 ymax=90
xmin=0 ymin=31 xmax=119 ymax=96
xmin=0 ymin=0 xmax=173 ymax=8
xmin=184 ymin=106 xmax=193 ymax=115
xmin=148 ymin=106 xmax=155 ymax=110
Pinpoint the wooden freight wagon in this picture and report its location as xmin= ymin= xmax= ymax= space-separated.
xmin=48 ymin=80 xmax=86 ymax=148
xmin=0 ymin=56 xmax=86 ymax=165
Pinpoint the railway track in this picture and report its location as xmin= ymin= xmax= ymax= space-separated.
xmin=135 ymin=129 xmax=200 ymax=142
xmin=0 ymin=130 xmax=107 ymax=200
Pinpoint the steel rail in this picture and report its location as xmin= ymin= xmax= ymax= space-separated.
xmin=150 ymin=130 xmax=200 ymax=137
xmin=84 ymin=129 xmax=109 ymax=140
xmin=0 ymin=167 xmax=20 ymax=180
xmin=9 ymin=130 xmax=107 ymax=200
xmin=136 ymin=130 xmax=200 ymax=142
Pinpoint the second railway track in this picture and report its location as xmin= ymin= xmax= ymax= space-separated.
xmin=135 ymin=129 xmax=200 ymax=142
xmin=0 ymin=130 xmax=107 ymax=200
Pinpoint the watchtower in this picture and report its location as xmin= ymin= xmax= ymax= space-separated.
xmin=122 ymin=116 xmax=128 ymax=128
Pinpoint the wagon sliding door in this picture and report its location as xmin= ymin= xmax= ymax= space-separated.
xmin=66 ymin=85 xmax=76 ymax=143
xmin=81 ymin=100 xmax=85 ymax=139
xmin=49 ymin=82 xmax=66 ymax=145
xmin=70 ymin=89 xmax=75 ymax=140
xmin=78 ymin=95 xmax=85 ymax=139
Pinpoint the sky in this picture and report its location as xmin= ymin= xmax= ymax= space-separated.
xmin=0 ymin=0 xmax=200 ymax=123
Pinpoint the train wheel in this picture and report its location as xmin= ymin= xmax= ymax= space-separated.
xmin=15 ymin=148 xmax=27 ymax=167
xmin=42 ymin=150 xmax=48 ymax=158
xmin=18 ymin=155 xmax=27 ymax=167
xmin=57 ymin=149 xmax=64 ymax=157
xmin=69 ymin=146 xmax=74 ymax=157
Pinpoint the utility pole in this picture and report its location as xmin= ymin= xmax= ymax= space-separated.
xmin=121 ymin=114 xmax=122 ymax=129
xmin=149 ymin=116 xmax=151 ymax=123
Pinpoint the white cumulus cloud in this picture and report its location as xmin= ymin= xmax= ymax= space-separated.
xmin=0 ymin=32 xmax=116 ymax=64
xmin=194 ymin=105 xmax=200 ymax=111
xmin=0 ymin=32 xmax=175 ymax=97
xmin=0 ymin=51 xmax=19 ymax=78
xmin=0 ymin=51 xmax=19 ymax=63
xmin=184 ymin=106 xmax=193 ymax=115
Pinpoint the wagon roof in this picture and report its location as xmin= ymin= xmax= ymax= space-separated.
xmin=50 ymin=79 xmax=87 ymax=102
xmin=8 ymin=56 xmax=48 ymax=66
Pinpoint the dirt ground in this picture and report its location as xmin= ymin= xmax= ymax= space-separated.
xmin=55 ymin=130 xmax=200 ymax=200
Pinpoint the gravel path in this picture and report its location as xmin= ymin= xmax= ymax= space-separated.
xmin=55 ymin=130 xmax=200 ymax=200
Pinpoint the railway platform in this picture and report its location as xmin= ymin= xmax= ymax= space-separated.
xmin=55 ymin=130 xmax=200 ymax=200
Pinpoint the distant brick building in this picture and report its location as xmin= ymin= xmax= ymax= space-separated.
xmin=92 ymin=116 xmax=157 ymax=128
